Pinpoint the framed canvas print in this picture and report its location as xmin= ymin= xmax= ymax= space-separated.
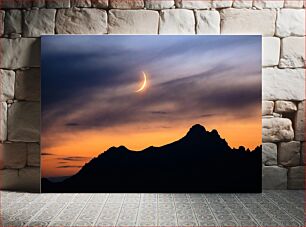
xmin=41 ymin=35 xmax=262 ymax=193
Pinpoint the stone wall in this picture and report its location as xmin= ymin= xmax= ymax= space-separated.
xmin=0 ymin=0 xmax=305 ymax=192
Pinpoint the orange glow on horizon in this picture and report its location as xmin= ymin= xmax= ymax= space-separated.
xmin=42 ymin=115 xmax=261 ymax=178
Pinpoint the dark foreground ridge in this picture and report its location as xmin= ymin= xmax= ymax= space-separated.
xmin=42 ymin=124 xmax=262 ymax=193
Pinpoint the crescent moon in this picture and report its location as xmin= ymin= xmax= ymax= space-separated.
xmin=135 ymin=72 xmax=147 ymax=92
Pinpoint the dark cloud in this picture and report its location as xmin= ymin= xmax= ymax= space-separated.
xmin=57 ymin=156 xmax=90 ymax=161
xmin=41 ymin=152 xmax=54 ymax=156
xmin=65 ymin=122 xmax=80 ymax=127
xmin=151 ymin=111 xmax=168 ymax=115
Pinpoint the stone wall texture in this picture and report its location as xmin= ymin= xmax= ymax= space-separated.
xmin=0 ymin=0 xmax=305 ymax=192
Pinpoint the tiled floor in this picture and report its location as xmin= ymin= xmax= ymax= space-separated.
xmin=1 ymin=190 xmax=304 ymax=226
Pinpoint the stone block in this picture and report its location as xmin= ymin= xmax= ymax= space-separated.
xmin=262 ymin=143 xmax=277 ymax=166
xmin=0 ymin=102 xmax=7 ymax=142
xmin=4 ymin=9 xmax=22 ymax=34
xmin=71 ymin=0 xmax=92 ymax=7
xmin=301 ymin=142 xmax=305 ymax=165
xmin=262 ymin=166 xmax=287 ymax=189
xmin=220 ymin=8 xmax=276 ymax=36
xmin=23 ymin=9 xmax=56 ymax=37
xmin=212 ymin=0 xmax=233 ymax=8
xmin=275 ymin=100 xmax=297 ymax=113
xmin=253 ymin=0 xmax=284 ymax=8
xmin=288 ymin=166 xmax=304 ymax=189
xmin=110 ymin=0 xmax=144 ymax=8
xmin=278 ymin=141 xmax=301 ymax=167
xmin=262 ymin=37 xmax=280 ymax=66
xmin=0 ymin=168 xmax=40 ymax=192
xmin=8 ymin=102 xmax=40 ymax=142
xmin=27 ymin=143 xmax=40 ymax=167
xmin=0 ymin=142 xmax=27 ymax=169
xmin=145 ymin=0 xmax=175 ymax=9
xmin=262 ymin=118 xmax=294 ymax=142
xmin=232 ymin=0 xmax=253 ymax=8
xmin=46 ymin=0 xmax=70 ymax=8
xmin=159 ymin=9 xmax=195 ymax=34
xmin=276 ymin=9 xmax=305 ymax=37
xmin=109 ymin=10 xmax=159 ymax=34
xmin=0 ymin=10 xmax=4 ymax=35
xmin=15 ymin=68 xmax=40 ymax=101
xmin=195 ymin=10 xmax=220 ymax=34
xmin=32 ymin=0 xmax=46 ymax=8
xmin=280 ymin=37 xmax=305 ymax=68
xmin=56 ymin=8 xmax=107 ymax=34
xmin=284 ymin=0 xmax=304 ymax=8
xmin=0 ymin=38 xmax=40 ymax=69
xmin=0 ymin=69 xmax=15 ymax=102
xmin=262 ymin=101 xmax=274 ymax=115
xmin=91 ymin=0 xmax=108 ymax=8
xmin=175 ymin=0 xmax=212 ymax=9
xmin=294 ymin=101 xmax=305 ymax=141
xmin=0 ymin=0 xmax=32 ymax=9
xmin=262 ymin=68 xmax=305 ymax=101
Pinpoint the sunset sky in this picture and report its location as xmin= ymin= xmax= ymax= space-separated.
xmin=41 ymin=35 xmax=262 ymax=178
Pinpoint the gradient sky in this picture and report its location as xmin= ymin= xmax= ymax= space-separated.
xmin=41 ymin=35 xmax=262 ymax=178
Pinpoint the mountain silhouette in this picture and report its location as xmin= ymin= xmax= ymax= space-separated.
xmin=42 ymin=124 xmax=262 ymax=193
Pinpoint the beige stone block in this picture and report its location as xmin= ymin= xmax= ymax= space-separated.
xmin=232 ymin=0 xmax=253 ymax=8
xmin=284 ymin=0 xmax=304 ymax=8
xmin=262 ymin=37 xmax=280 ymax=66
xmin=109 ymin=10 xmax=159 ymax=34
xmin=276 ymin=9 xmax=305 ymax=37
xmin=262 ymin=101 xmax=274 ymax=115
xmin=280 ymin=37 xmax=305 ymax=68
xmin=253 ymin=0 xmax=284 ymax=8
xmin=56 ymin=8 xmax=107 ymax=34
xmin=275 ymin=101 xmax=297 ymax=113
xmin=159 ymin=9 xmax=195 ymax=34
xmin=145 ymin=0 xmax=175 ymax=9
xmin=262 ymin=68 xmax=305 ymax=101
xmin=220 ymin=8 xmax=276 ymax=36
xmin=195 ymin=10 xmax=220 ymax=34
xmin=175 ymin=0 xmax=212 ymax=9
xmin=262 ymin=118 xmax=294 ymax=142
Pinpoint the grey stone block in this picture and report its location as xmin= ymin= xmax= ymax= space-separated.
xmin=23 ymin=9 xmax=56 ymax=37
xmin=15 ymin=69 xmax=40 ymax=101
xmin=278 ymin=141 xmax=301 ymax=167
xmin=8 ymin=102 xmax=40 ymax=142
xmin=4 ymin=9 xmax=22 ymax=34
xmin=288 ymin=166 xmax=304 ymax=189
xmin=262 ymin=143 xmax=277 ymax=166
xmin=262 ymin=166 xmax=287 ymax=189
